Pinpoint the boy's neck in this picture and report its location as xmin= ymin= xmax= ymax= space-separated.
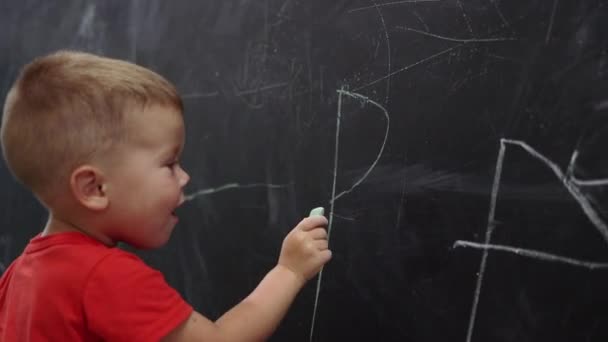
xmin=42 ymin=214 xmax=116 ymax=247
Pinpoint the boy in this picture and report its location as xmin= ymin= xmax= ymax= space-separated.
xmin=0 ymin=51 xmax=332 ymax=341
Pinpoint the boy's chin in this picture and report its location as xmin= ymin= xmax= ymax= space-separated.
xmin=123 ymin=233 xmax=172 ymax=250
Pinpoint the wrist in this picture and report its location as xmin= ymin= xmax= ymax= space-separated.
xmin=274 ymin=264 xmax=307 ymax=289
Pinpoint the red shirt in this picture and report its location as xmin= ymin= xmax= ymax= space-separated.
xmin=0 ymin=232 xmax=193 ymax=341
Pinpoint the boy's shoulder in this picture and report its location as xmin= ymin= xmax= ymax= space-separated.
xmin=0 ymin=234 xmax=192 ymax=341
xmin=23 ymin=232 xmax=178 ymax=302
xmin=3 ymin=232 xmax=150 ymax=289
xmin=45 ymin=232 xmax=153 ymax=280
xmin=26 ymin=231 xmax=134 ymax=266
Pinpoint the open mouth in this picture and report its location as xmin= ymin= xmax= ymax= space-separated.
xmin=171 ymin=197 xmax=185 ymax=218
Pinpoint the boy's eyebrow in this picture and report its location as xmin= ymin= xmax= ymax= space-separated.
xmin=162 ymin=144 xmax=182 ymax=160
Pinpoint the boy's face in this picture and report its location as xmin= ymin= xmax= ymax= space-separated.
xmin=102 ymin=104 xmax=190 ymax=249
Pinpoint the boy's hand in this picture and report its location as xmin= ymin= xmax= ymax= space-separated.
xmin=278 ymin=216 xmax=332 ymax=284
xmin=164 ymin=215 xmax=332 ymax=342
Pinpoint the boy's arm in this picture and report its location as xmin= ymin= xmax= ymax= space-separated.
xmin=162 ymin=215 xmax=331 ymax=342
xmin=164 ymin=265 xmax=304 ymax=342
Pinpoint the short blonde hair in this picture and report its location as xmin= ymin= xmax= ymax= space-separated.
xmin=1 ymin=50 xmax=183 ymax=199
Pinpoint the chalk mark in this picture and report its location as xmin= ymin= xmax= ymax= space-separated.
xmin=454 ymin=240 xmax=608 ymax=270
xmin=76 ymin=4 xmax=96 ymax=39
xmin=566 ymin=149 xmax=578 ymax=179
xmin=489 ymin=0 xmax=510 ymax=27
xmin=412 ymin=10 xmax=430 ymax=32
xmin=395 ymin=154 xmax=409 ymax=230
xmin=348 ymin=0 xmax=442 ymax=13
xmin=486 ymin=53 xmax=519 ymax=63
xmin=461 ymin=138 xmax=608 ymax=342
xmin=465 ymin=139 xmax=505 ymax=342
xmin=333 ymin=213 xmax=356 ymax=221
xmin=372 ymin=0 xmax=392 ymax=105
xmin=397 ymin=27 xmax=517 ymax=43
xmin=332 ymin=90 xmax=390 ymax=202
xmin=566 ymin=150 xmax=608 ymax=187
xmin=182 ymin=82 xmax=289 ymax=100
xmin=184 ymin=183 xmax=288 ymax=201
xmin=309 ymin=88 xmax=390 ymax=342
xmin=455 ymin=0 xmax=473 ymax=35
xmin=309 ymin=87 xmax=344 ymax=342
xmin=545 ymin=0 xmax=560 ymax=44
xmin=235 ymin=81 xmax=289 ymax=96
xmin=594 ymin=99 xmax=608 ymax=111
xmin=130 ymin=0 xmax=140 ymax=61
xmin=502 ymin=139 xmax=608 ymax=244
xmin=182 ymin=91 xmax=220 ymax=99
xmin=570 ymin=177 xmax=608 ymax=187
xmin=353 ymin=44 xmax=462 ymax=91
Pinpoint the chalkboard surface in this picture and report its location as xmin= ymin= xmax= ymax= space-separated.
xmin=2 ymin=1 xmax=608 ymax=341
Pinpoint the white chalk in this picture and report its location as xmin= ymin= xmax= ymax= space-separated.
xmin=309 ymin=207 xmax=325 ymax=217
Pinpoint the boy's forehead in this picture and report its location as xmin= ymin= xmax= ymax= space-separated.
xmin=126 ymin=105 xmax=185 ymax=145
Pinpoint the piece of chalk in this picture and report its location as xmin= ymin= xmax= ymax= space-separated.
xmin=309 ymin=207 xmax=325 ymax=217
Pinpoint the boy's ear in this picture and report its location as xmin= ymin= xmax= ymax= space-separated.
xmin=70 ymin=165 xmax=109 ymax=211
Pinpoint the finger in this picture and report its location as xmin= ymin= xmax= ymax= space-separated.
xmin=318 ymin=249 xmax=332 ymax=263
xmin=314 ymin=239 xmax=329 ymax=250
xmin=309 ymin=228 xmax=328 ymax=240
xmin=297 ymin=216 xmax=328 ymax=231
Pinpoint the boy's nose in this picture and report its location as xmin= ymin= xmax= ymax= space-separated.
xmin=178 ymin=165 xmax=190 ymax=187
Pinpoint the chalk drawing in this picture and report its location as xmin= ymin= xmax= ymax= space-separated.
xmin=309 ymin=88 xmax=390 ymax=342
xmin=458 ymin=138 xmax=608 ymax=342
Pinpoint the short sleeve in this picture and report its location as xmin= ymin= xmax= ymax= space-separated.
xmin=83 ymin=251 xmax=193 ymax=342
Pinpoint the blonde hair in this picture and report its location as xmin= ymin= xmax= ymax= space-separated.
xmin=1 ymin=50 xmax=183 ymax=200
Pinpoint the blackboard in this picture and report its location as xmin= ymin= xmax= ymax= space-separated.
xmin=2 ymin=1 xmax=608 ymax=341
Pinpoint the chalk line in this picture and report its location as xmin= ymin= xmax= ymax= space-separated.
xmin=454 ymin=240 xmax=608 ymax=270
xmin=397 ymin=27 xmax=516 ymax=43
xmin=309 ymin=88 xmax=344 ymax=342
xmin=464 ymin=139 xmax=505 ymax=342
xmin=184 ymin=183 xmax=288 ymax=201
